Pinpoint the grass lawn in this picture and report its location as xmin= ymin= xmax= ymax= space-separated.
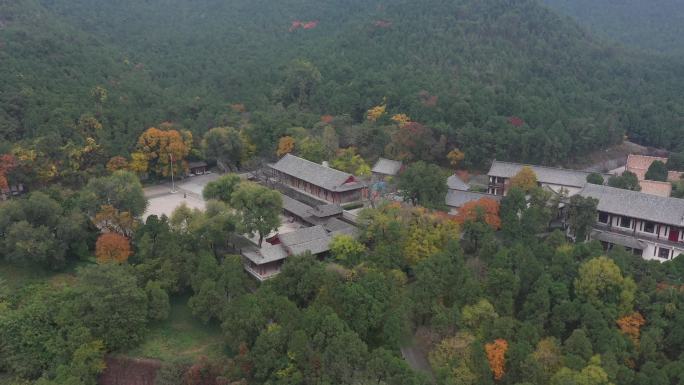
xmin=126 ymin=295 xmax=226 ymax=362
xmin=0 ymin=262 xmax=84 ymax=293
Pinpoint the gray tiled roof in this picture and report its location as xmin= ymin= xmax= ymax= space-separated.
xmin=279 ymin=225 xmax=332 ymax=255
xmin=445 ymin=190 xmax=502 ymax=208
xmin=323 ymin=217 xmax=354 ymax=233
xmin=271 ymin=154 xmax=365 ymax=192
xmin=579 ymin=184 xmax=684 ymax=227
xmin=488 ymin=161 xmax=610 ymax=188
xmin=590 ymin=229 xmax=648 ymax=250
xmin=308 ymin=204 xmax=343 ymax=218
xmin=242 ymin=244 xmax=289 ymax=264
xmin=282 ymin=194 xmax=314 ymax=219
xmin=287 ymin=237 xmax=333 ymax=256
xmin=188 ymin=161 xmax=208 ymax=168
xmin=447 ymin=174 xmax=470 ymax=191
xmin=372 ymin=158 xmax=403 ymax=176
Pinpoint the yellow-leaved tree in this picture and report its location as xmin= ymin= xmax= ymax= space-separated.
xmin=391 ymin=113 xmax=411 ymax=126
xmin=367 ymin=103 xmax=386 ymax=122
xmin=277 ymin=136 xmax=296 ymax=157
xmin=447 ymin=148 xmax=465 ymax=169
xmin=136 ymin=125 xmax=192 ymax=177
xmin=510 ymin=166 xmax=538 ymax=192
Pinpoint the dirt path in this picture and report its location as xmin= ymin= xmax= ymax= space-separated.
xmin=400 ymin=344 xmax=433 ymax=376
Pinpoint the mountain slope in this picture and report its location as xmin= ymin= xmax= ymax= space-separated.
xmin=3 ymin=0 xmax=684 ymax=165
xmin=543 ymin=0 xmax=684 ymax=56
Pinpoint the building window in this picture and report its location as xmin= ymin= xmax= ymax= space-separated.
xmin=642 ymin=221 xmax=656 ymax=234
xmin=598 ymin=212 xmax=609 ymax=224
xmin=658 ymin=247 xmax=671 ymax=259
xmin=619 ymin=217 xmax=632 ymax=229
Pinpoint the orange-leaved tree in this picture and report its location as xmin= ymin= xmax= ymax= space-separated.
xmin=453 ymin=198 xmax=501 ymax=229
xmin=277 ymin=136 xmax=295 ymax=157
xmin=0 ymin=153 xmax=17 ymax=190
xmin=95 ymin=233 xmax=132 ymax=264
xmin=95 ymin=205 xmax=136 ymax=238
xmin=136 ymin=125 xmax=192 ymax=177
xmin=485 ymin=339 xmax=508 ymax=381
xmin=617 ymin=312 xmax=646 ymax=344
xmin=106 ymin=156 xmax=129 ymax=173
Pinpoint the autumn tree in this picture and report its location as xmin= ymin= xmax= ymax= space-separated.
xmin=276 ymin=136 xmax=296 ymax=157
xmin=454 ymin=198 xmax=501 ymax=230
xmin=510 ymin=166 xmax=538 ymax=192
xmin=129 ymin=152 xmax=148 ymax=175
xmin=385 ymin=122 xmax=436 ymax=161
xmin=462 ymin=299 xmax=499 ymax=336
xmin=574 ymin=256 xmax=636 ymax=314
xmin=367 ymin=103 xmax=387 ymax=122
xmin=230 ymin=182 xmax=282 ymax=246
xmin=202 ymin=126 xmax=254 ymax=171
xmin=390 ymin=113 xmax=410 ymax=126
xmin=94 ymin=205 xmax=136 ymax=237
xmin=0 ymin=153 xmax=16 ymax=190
xmin=429 ymin=333 xmax=477 ymax=384
xmin=136 ymin=126 xmax=192 ymax=177
xmin=403 ymin=211 xmax=460 ymax=265
xmin=485 ymin=339 xmax=508 ymax=381
xmin=105 ymin=156 xmax=129 ymax=173
xmin=531 ymin=338 xmax=564 ymax=382
xmin=330 ymin=234 xmax=366 ymax=265
xmin=447 ymin=149 xmax=465 ymax=170
xmin=95 ymin=233 xmax=132 ymax=264
xmin=616 ymin=312 xmax=646 ymax=344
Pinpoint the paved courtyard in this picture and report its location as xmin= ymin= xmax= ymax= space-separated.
xmin=143 ymin=173 xmax=219 ymax=220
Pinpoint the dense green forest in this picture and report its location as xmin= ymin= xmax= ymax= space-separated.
xmin=5 ymin=176 xmax=684 ymax=384
xmin=543 ymin=0 xmax=684 ymax=56
xmin=2 ymin=0 xmax=684 ymax=174
xmin=3 ymin=1 xmax=684 ymax=383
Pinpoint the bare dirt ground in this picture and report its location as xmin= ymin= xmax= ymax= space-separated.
xmin=576 ymin=140 xmax=649 ymax=172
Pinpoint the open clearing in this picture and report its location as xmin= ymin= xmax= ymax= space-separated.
xmin=143 ymin=174 xmax=219 ymax=220
xmin=125 ymin=295 xmax=225 ymax=362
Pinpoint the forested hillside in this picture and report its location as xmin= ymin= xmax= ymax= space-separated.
xmin=543 ymin=0 xmax=684 ymax=56
xmin=2 ymin=0 xmax=684 ymax=170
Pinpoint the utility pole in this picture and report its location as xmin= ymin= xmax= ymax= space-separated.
xmin=170 ymin=153 xmax=177 ymax=193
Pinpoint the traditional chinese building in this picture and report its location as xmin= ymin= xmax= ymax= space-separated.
xmin=579 ymin=184 xmax=684 ymax=261
xmin=487 ymin=160 xmax=610 ymax=197
xmin=269 ymin=154 xmax=366 ymax=204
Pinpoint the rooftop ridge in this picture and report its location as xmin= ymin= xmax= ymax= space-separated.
xmin=491 ymin=160 xmax=605 ymax=175
xmin=280 ymin=153 xmax=352 ymax=177
xmin=582 ymin=182 xmax=684 ymax=202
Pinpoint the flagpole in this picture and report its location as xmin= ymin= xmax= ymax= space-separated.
xmin=170 ymin=153 xmax=176 ymax=193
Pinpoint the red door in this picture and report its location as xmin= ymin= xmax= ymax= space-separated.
xmin=670 ymin=229 xmax=680 ymax=242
